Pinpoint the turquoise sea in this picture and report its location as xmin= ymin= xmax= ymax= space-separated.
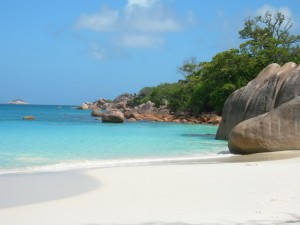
xmin=0 ymin=104 xmax=228 ymax=174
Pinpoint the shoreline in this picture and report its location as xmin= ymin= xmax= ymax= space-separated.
xmin=1 ymin=151 xmax=300 ymax=224
xmin=1 ymin=150 xmax=300 ymax=175
xmin=1 ymin=150 xmax=300 ymax=176
xmin=0 ymin=153 xmax=230 ymax=175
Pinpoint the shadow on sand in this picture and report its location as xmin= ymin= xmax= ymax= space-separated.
xmin=0 ymin=171 xmax=99 ymax=208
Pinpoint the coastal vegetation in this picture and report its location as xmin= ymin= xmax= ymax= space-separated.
xmin=130 ymin=12 xmax=300 ymax=114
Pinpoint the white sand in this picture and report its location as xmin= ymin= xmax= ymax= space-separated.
xmin=1 ymin=152 xmax=300 ymax=225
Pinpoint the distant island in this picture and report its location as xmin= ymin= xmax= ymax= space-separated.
xmin=8 ymin=99 xmax=28 ymax=105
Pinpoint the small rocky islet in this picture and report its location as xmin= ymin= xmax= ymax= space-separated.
xmin=8 ymin=99 xmax=28 ymax=105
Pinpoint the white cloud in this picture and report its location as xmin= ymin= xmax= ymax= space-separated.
xmin=126 ymin=0 xmax=159 ymax=9
xmin=75 ymin=7 xmax=119 ymax=32
xmin=74 ymin=0 xmax=182 ymax=34
xmin=127 ymin=16 xmax=182 ymax=33
xmin=73 ymin=0 xmax=188 ymax=56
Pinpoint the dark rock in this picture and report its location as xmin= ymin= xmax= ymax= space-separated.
xmin=123 ymin=110 xmax=136 ymax=119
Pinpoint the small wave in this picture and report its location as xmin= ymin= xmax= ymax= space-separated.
xmin=0 ymin=154 xmax=233 ymax=175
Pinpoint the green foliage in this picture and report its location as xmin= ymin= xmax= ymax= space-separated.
xmin=209 ymin=83 xmax=236 ymax=112
xmin=187 ymin=49 xmax=260 ymax=112
xmin=149 ymin=83 xmax=195 ymax=112
xmin=178 ymin=57 xmax=202 ymax=81
xmin=187 ymin=11 xmax=299 ymax=113
xmin=131 ymin=11 xmax=299 ymax=114
xmin=239 ymin=12 xmax=300 ymax=66
xmin=188 ymin=82 xmax=213 ymax=113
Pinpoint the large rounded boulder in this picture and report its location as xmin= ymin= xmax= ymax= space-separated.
xmin=101 ymin=110 xmax=125 ymax=123
xmin=91 ymin=110 xmax=103 ymax=117
xmin=229 ymin=97 xmax=300 ymax=154
xmin=216 ymin=62 xmax=299 ymax=140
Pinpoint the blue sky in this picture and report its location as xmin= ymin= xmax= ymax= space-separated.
xmin=1 ymin=0 xmax=299 ymax=105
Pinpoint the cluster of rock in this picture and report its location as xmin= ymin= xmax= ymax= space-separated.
xmin=78 ymin=93 xmax=134 ymax=111
xmin=216 ymin=62 xmax=300 ymax=154
xmin=79 ymin=93 xmax=221 ymax=124
xmin=91 ymin=108 xmax=221 ymax=124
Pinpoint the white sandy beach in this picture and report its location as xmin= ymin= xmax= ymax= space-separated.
xmin=1 ymin=152 xmax=300 ymax=225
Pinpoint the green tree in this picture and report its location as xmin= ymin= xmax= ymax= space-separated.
xmin=189 ymin=49 xmax=258 ymax=113
xmin=178 ymin=57 xmax=204 ymax=82
xmin=189 ymin=11 xmax=300 ymax=113
xmin=178 ymin=57 xmax=199 ymax=77
xmin=149 ymin=83 xmax=195 ymax=112
xmin=239 ymin=11 xmax=300 ymax=66
xmin=130 ymin=11 xmax=299 ymax=115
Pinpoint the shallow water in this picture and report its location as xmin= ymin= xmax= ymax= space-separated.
xmin=0 ymin=104 xmax=228 ymax=174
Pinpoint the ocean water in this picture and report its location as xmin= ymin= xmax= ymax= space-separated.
xmin=0 ymin=104 xmax=228 ymax=174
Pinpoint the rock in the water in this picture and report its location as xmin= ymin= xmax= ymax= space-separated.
xmin=229 ymin=97 xmax=300 ymax=154
xmin=123 ymin=110 xmax=137 ymax=119
xmin=77 ymin=103 xmax=89 ymax=110
xmin=9 ymin=99 xmax=28 ymax=104
xmin=23 ymin=116 xmax=36 ymax=120
xmin=91 ymin=110 xmax=103 ymax=117
xmin=101 ymin=110 xmax=125 ymax=123
xmin=128 ymin=118 xmax=136 ymax=122
xmin=216 ymin=62 xmax=299 ymax=140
